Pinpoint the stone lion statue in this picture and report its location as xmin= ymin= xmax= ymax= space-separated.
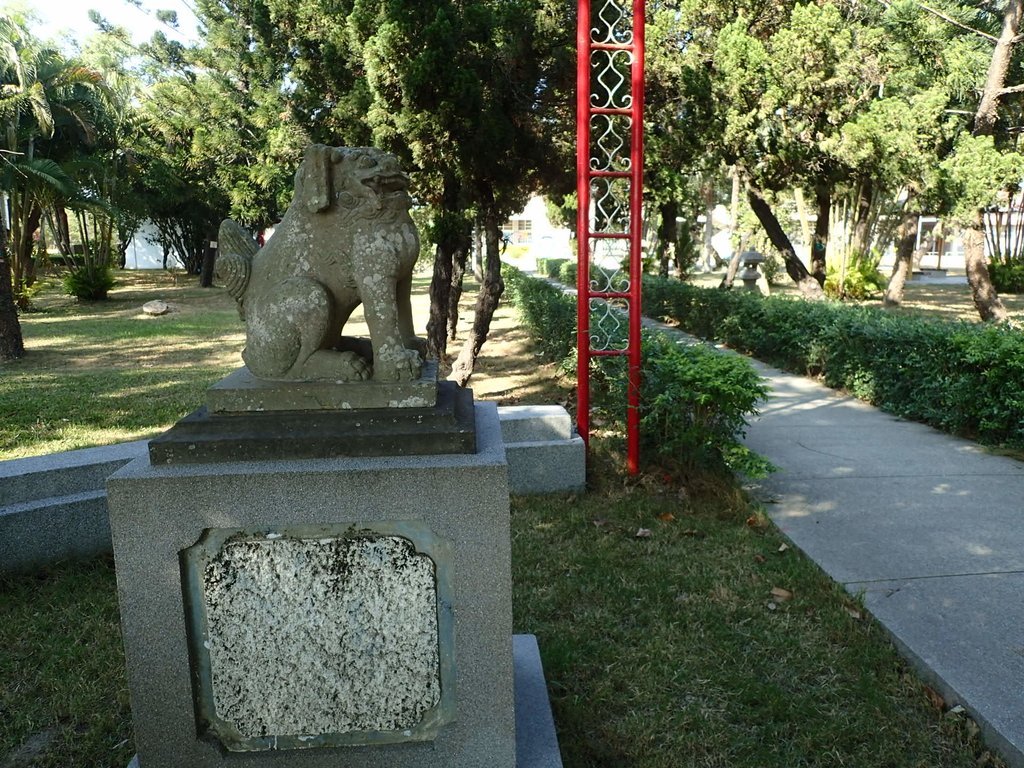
xmin=216 ymin=145 xmax=423 ymax=383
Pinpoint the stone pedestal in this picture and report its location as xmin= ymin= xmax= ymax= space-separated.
xmin=106 ymin=402 xmax=515 ymax=768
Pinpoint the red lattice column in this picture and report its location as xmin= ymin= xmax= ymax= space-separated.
xmin=576 ymin=0 xmax=645 ymax=473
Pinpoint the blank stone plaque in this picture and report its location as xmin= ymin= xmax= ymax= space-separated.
xmin=181 ymin=523 xmax=456 ymax=752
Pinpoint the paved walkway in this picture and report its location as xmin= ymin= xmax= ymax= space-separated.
xmin=741 ymin=357 xmax=1024 ymax=768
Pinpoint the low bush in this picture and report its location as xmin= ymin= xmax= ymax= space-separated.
xmin=636 ymin=334 xmax=771 ymax=476
xmin=824 ymin=258 xmax=887 ymax=300
xmin=642 ymin=275 xmax=1024 ymax=448
xmin=989 ymin=261 xmax=1024 ymax=294
xmin=535 ymin=257 xmax=569 ymax=279
xmin=62 ymin=263 xmax=116 ymax=301
xmin=557 ymin=260 xmax=577 ymax=285
xmin=504 ymin=267 xmax=770 ymax=475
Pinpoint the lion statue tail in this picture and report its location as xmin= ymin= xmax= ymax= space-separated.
xmin=216 ymin=219 xmax=257 ymax=318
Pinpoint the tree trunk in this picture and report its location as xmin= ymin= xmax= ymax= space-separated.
xmin=976 ymin=0 xmax=1023 ymax=136
xmin=963 ymin=0 xmax=1021 ymax=321
xmin=50 ymin=206 xmax=72 ymax=257
xmin=701 ymin=181 xmax=717 ymax=269
xmin=793 ymin=187 xmax=812 ymax=260
xmin=0 ymin=224 xmax=25 ymax=361
xmin=884 ymin=206 xmax=918 ymax=307
xmin=746 ymin=183 xmax=824 ymax=299
xmin=655 ymin=200 xmax=678 ymax=278
xmin=719 ymin=168 xmax=743 ymax=289
xmin=449 ymin=191 xmax=505 ymax=387
xmin=718 ymin=233 xmax=749 ymax=290
xmin=426 ymin=175 xmax=468 ymax=362
xmin=199 ymin=234 xmax=217 ymax=288
xmin=811 ymin=183 xmax=830 ymax=285
xmin=19 ymin=204 xmax=41 ymax=288
xmin=964 ymin=216 xmax=1007 ymax=322
xmin=447 ymin=241 xmax=468 ymax=343
xmin=850 ymin=177 xmax=874 ymax=259
xmin=472 ymin=224 xmax=483 ymax=282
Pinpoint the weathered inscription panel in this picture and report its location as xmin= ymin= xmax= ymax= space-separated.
xmin=181 ymin=523 xmax=455 ymax=752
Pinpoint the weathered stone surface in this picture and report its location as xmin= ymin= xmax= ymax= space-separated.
xmin=142 ymin=300 xmax=169 ymax=316
xmin=216 ymin=145 xmax=424 ymax=383
xmin=207 ymin=361 xmax=438 ymax=413
xmin=183 ymin=529 xmax=452 ymax=750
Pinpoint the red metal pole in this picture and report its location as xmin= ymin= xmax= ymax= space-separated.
xmin=626 ymin=0 xmax=645 ymax=475
xmin=576 ymin=0 xmax=592 ymax=449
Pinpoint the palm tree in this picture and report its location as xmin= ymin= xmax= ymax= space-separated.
xmin=0 ymin=16 xmax=109 ymax=359
xmin=0 ymin=15 xmax=105 ymax=288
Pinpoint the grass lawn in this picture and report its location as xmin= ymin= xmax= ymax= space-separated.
xmin=0 ymin=270 xmax=1008 ymax=767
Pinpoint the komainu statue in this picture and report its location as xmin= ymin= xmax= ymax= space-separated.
xmin=216 ymin=145 xmax=423 ymax=383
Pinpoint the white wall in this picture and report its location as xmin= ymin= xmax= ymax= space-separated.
xmin=123 ymin=221 xmax=180 ymax=270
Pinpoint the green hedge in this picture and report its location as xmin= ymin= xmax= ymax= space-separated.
xmin=504 ymin=267 xmax=770 ymax=476
xmin=535 ymin=257 xmax=569 ymax=279
xmin=642 ymin=276 xmax=1024 ymax=448
xmin=546 ymin=260 xmax=629 ymax=292
xmin=989 ymin=262 xmax=1024 ymax=294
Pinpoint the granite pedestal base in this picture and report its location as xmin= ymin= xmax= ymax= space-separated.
xmin=107 ymin=402 xmax=514 ymax=768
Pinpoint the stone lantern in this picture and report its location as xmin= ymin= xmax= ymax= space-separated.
xmin=739 ymin=249 xmax=765 ymax=293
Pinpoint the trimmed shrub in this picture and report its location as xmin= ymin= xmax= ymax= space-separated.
xmin=642 ymin=276 xmax=1024 ymax=449
xmin=557 ymin=260 xmax=577 ymax=285
xmin=504 ymin=266 xmax=770 ymax=475
xmin=536 ymin=257 xmax=569 ymax=279
xmin=637 ymin=334 xmax=771 ymax=476
xmin=989 ymin=261 xmax=1024 ymax=294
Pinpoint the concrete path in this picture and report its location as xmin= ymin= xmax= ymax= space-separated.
xmin=742 ymin=358 xmax=1024 ymax=767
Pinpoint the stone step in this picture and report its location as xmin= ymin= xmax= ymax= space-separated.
xmin=0 ymin=441 xmax=145 ymax=507
xmin=499 ymin=405 xmax=574 ymax=443
xmin=506 ymin=437 xmax=586 ymax=496
xmin=1 ymin=490 xmax=111 ymax=572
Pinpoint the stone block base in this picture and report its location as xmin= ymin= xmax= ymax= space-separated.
xmin=107 ymin=403 xmax=513 ymax=768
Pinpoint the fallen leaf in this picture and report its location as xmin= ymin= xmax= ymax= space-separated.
xmin=635 ymin=527 xmax=653 ymax=539
xmin=745 ymin=515 xmax=760 ymax=527
xmin=753 ymin=554 xmax=767 ymax=563
xmin=658 ymin=512 xmax=676 ymax=522
xmin=770 ymin=586 xmax=794 ymax=602
xmin=947 ymin=705 xmax=966 ymax=716
xmin=778 ymin=543 xmax=790 ymax=553
xmin=592 ymin=519 xmax=608 ymax=528
xmin=923 ymin=685 xmax=946 ymax=712
xmin=845 ymin=607 xmax=863 ymax=621
xmin=534 ymin=522 xmax=554 ymax=531
xmin=682 ymin=529 xmax=705 ymax=538
xmin=677 ymin=486 xmax=690 ymax=501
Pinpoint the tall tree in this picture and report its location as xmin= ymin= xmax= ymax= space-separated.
xmin=961 ymin=0 xmax=1023 ymax=321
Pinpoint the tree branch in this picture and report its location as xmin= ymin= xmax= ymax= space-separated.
xmin=999 ymin=82 xmax=1024 ymax=95
xmin=872 ymin=0 xmax=999 ymax=43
